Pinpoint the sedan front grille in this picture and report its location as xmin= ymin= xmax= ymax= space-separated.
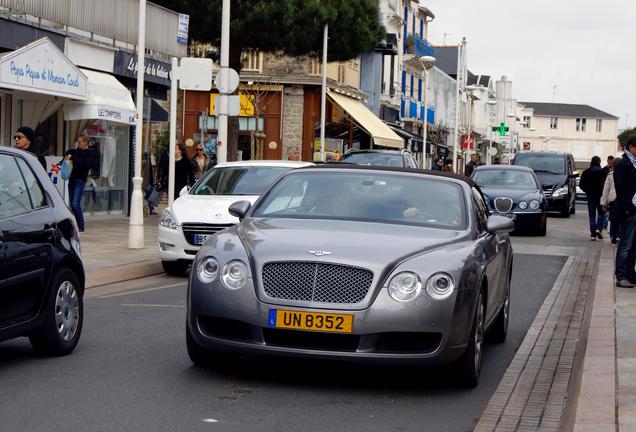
xmin=542 ymin=187 xmax=553 ymax=198
xmin=181 ymin=223 xmax=234 ymax=246
xmin=494 ymin=197 xmax=513 ymax=213
xmin=262 ymin=262 xmax=373 ymax=304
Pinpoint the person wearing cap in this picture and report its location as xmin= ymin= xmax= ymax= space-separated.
xmin=431 ymin=157 xmax=444 ymax=171
xmin=14 ymin=126 xmax=46 ymax=170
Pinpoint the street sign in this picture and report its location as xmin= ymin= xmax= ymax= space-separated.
xmin=214 ymin=67 xmax=240 ymax=94
xmin=179 ymin=58 xmax=213 ymax=91
xmin=491 ymin=122 xmax=509 ymax=136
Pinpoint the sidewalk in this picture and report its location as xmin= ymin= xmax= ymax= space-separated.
xmin=81 ymin=214 xmax=164 ymax=288
xmin=78 ymin=212 xmax=626 ymax=431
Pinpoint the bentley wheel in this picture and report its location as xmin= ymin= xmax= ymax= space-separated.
xmin=186 ymin=324 xmax=212 ymax=367
xmin=457 ymin=290 xmax=485 ymax=388
xmin=489 ymin=276 xmax=511 ymax=344
xmin=29 ymin=268 xmax=83 ymax=356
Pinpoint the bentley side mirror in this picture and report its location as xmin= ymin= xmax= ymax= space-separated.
xmin=486 ymin=215 xmax=515 ymax=234
xmin=228 ymin=200 xmax=252 ymax=220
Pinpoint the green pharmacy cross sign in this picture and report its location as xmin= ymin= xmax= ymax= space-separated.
xmin=492 ymin=123 xmax=509 ymax=136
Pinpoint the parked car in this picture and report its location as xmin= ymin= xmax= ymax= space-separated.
xmin=575 ymin=177 xmax=587 ymax=201
xmin=0 ymin=147 xmax=84 ymax=356
xmin=512 ymin=151 xmax=578 ymax=217
xmin=186 ymin=165 xmax=514 ymax=387
xmin=158 ymin=160 xmax=311 ymax=275
xmin=472 ymin=165 xmax=547 ymax=236
xmin=339 ymin=149 xmax=419 ymax=168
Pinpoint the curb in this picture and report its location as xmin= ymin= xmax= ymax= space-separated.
xmin=85 ymin=260 xmax=165 ymax=289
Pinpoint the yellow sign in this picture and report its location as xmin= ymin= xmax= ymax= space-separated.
xmin=209 ymin=93 xmax=255 ymax=116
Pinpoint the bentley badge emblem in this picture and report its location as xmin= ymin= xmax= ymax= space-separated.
xmin=307 ymin=250 xmax=333 ymax=257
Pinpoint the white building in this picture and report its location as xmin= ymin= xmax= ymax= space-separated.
xmin=515 ymin=102 xmax=620 ymax=168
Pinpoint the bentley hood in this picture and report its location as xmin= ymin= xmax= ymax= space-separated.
xmin=236 ymin=218 xmax=466 ymax=271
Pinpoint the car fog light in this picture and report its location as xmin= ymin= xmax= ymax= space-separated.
xmin=222 ymin=260 xmax=248 ymax=290
xmin=388 ymin=271 xmax=422 ymax=302
xmin=197 ymin=257 xmax=219 ymax=283
xmin=530 ymin=200 xmax=540 ymax=209
xmin=426 ymin=273 xmax=455 ymax=300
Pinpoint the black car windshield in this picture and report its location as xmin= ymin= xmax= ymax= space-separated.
xmin=340 ymin=152 xmax=404 ymax=167
xmin=514 ymin=154 xmax=565 ymax=174
xmin=253 ymin=171 xmax=466 ymax=229
xmin=473 ymin=170 xmax=539 ymax=190
xmin=191 ymin=166 xmax=291 ymax=196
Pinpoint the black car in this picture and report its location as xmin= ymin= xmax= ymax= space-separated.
xmin=512 ymin=151 xmax=578 ymax=217
xmin=0 ymin=147 xmax=84 ymax=355
xmin=339 ymin=149 xmax=419 ymax=168
xmin=472 ymin=165 xmax=547 ymax=236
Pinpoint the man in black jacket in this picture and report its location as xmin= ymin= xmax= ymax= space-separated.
xmin=65 ymin=133 xmax=97 ymax=232
xmin=579 ymin=156 xmax=606 ymax=240
xmin=14 ymin=126 xmax=46 ymax=170
xmin=613 ymin=136 xmax=636 ymax=287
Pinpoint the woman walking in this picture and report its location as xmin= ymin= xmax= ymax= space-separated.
xmin=174 ymin=143 xmax=194 ymax=201
xmin=192 ymin=144 xmax=211 ymax=181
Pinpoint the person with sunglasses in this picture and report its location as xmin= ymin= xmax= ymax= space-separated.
xmin=14 ymin=126 xmax=46 ymax=170
xmin=192 ymin=145 xmax=211 ymax=181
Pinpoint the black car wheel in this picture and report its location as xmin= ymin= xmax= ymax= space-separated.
xmin=560 ymin=204 xmax=571 ymax=218
xmin=457 ymin=290 xmax=485 ymax=388
xmin=29 ymin=268 xmax=83 ymax=356
xmin=162 ymin=260 xmax=189 ymax=276
xmin=488 ymin=270 xmax=511 ymax=343
xmin=537 ymin=218 xmax=547 ymax=236
xmin=186 ymin=324 xmax=235 ymax=367
xmin=570 ymin=201 xmax=576 ymax=215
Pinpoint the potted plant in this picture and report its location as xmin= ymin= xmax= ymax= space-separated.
xmin=405 ymin=34 xmax=415 ymax=54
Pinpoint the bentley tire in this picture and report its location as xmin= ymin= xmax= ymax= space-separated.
xmin=457 ymin=290 xmax=485 ymax=388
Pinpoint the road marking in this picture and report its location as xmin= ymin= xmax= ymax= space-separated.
xmin=95 ymin=282 xmax=185 ymax=299
xmin=122 ymin=303 xmax=185 ymax=308
xmin=202 ymin=419 xmax=219 ymax=423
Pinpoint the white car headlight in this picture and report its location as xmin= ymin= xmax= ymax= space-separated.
xmin=552 ymin=186 xmax=568 ymax=197
xmin=425 ymin=273 xmax=455 ymax=300
xmin=197 ymin=257 xmax=219 ymax=283
xmin=530 ymin=200 xmax=540 ymax=209
xmin=518 ymin=201 xmax=528 ymax=210
xmin=159 ymin=209 xmax=178 ymax=230
xmin=388 ymin=271 xmax=422 ymax=302
xmin=222 ymin=260 xmax=248 ymax=290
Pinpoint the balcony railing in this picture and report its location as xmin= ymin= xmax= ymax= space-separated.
xmin=0 ymin=0 xmax=187 ymax=57
xmin=404 ymin=34 xmax=435 ymax=58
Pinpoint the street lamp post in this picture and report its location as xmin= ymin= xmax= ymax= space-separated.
xmin=419 ymin=55 xmax=435 ymax=169
xmin=128 ymin=0 xmax=146 ymax=249
xmin=486 ymin=99 xmax=497 ymax=164
xmin=506 ymin=112 xmax=516 ymax=164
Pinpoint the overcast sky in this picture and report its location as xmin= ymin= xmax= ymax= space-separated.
xmin=426 ymin=0 xmax=636 ymax=131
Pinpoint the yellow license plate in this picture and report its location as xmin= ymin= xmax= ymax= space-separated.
xmin=268 ymin=309 xmax=353 ymax=333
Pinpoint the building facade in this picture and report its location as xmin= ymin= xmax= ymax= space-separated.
xmin=515 ymin=102 xmax=620 ymax=168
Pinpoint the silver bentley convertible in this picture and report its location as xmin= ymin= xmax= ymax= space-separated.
xmin=186 ymin=165 xmax=514 ymax=387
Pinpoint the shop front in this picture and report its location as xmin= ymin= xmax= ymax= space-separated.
xmin=63 ymin=69 xmax=136 ymax=216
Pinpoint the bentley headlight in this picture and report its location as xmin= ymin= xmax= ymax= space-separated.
xmin=388 ymin=271 xmax=422 ymax=302
xmin=222 ymin=260 xmax=248 ymax=290
xmin=552 ymin=186 xmax=568 ymax=197
xmin=197 ymin=257 xmax=219 ymax=283
xmin=425 ymin=273 xmax=455 ymax=300
xmin=159 ymin=209 xmax=178 ymax=230
xmin=518 ymin=201 xmax=528 ymax=210
xmin=530 ymin=200 xmax=541 ymax=209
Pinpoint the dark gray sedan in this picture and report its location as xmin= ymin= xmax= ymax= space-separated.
xmin=186 ymin=165 xmax=514 ymax=387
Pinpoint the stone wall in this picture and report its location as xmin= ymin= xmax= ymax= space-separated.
xmin=282 ymin=85 xmax=305 ymax=159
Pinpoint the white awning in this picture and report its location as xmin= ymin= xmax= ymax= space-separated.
xmin=63 ymin=69 xmax=136 ymax=125
xmin=327 ymin=91 xmax=404 ymax=149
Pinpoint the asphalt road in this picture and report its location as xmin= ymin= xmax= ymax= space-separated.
xmin=0 ymin=251 xmax=566 ymax=432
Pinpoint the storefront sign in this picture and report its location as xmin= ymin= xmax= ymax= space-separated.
xmin=210 ymin=93 xmax=255 ymax=117
xmin=0 ymin=38 xmax=87 ymax=99
xmin=113 ymin=51 xmax=171 ymax=86
xmin=177 ymin=14 xmax=190 ymax=44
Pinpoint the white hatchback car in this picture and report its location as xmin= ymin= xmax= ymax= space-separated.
xmin=158 ymin=160 xmax=311 ymax=275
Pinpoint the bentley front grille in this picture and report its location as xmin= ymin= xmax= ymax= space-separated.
xmin=181 ymin=223 xmax=234 ymax=246
xmin=494 ymin=197 xmax=514 ymax=213
xmin=262 ymin=262 xmax=373 ymax=304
